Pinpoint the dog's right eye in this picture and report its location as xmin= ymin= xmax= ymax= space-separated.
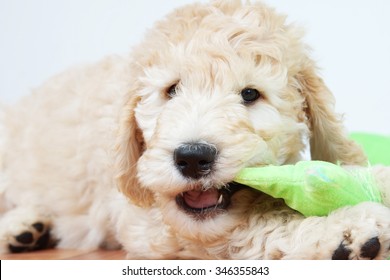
xmin=240 ymin=88 xmax=261 ymax=104
xmin=166 ymin=84 xmax=178 ymax=98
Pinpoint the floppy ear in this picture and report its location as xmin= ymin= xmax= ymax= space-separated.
xmin=115 ymin=93 xmax=155 ymax=207
xmin=296 ymin=61 xmax=367 ymax=166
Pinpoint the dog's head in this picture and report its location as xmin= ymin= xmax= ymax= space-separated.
xmin=115 ymin=1 xmax=366 ymax=241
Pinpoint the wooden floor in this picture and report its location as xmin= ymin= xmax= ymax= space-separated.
xmin=0 ymin=249 xmax=127 ymax=260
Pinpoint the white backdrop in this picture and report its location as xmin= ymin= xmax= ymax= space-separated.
xmin=0 ymin=0 xmax=389 ymax=134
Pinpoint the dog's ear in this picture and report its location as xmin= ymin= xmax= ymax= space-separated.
xmin=115 ymin=93 xmax=155 ymax=207
xmin=296 ymin=61 xmax=367 ymax=165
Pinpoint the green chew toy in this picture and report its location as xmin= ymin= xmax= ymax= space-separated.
xmin=234 ymin=161 xmax=382 ymax=217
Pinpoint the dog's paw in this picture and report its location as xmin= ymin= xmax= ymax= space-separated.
xmin=7 ymin=221 xmax=53 ymax=253
xmin=332 ymin=236 xmax=383 ymax=260
xmin=329 ymin=202 xmax=390 ymax=260
xmin=0 ymin=207 xmax=55 ymax=253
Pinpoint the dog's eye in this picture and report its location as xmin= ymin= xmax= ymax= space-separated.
xmin=240 ymin=88 xmax=261 ymax=104
xmin=166 ymin=84 xmax=178 ymax=98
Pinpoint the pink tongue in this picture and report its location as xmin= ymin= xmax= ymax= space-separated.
xmin=183 ymin=189 xmax=220 ymax=209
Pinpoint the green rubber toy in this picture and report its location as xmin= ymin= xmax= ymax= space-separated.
xmin=234 ymin=161 xmax=382 ymax=217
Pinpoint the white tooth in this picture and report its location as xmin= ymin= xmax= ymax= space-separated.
xmin=217 ymin=194 xmax=223 ymax=204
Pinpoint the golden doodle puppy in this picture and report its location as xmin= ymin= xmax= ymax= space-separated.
xmin=1 ymin=0 xmax=390 ymax=259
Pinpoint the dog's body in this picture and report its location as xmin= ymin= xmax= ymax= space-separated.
xmin=1 ymin=1 xmax=390 ymax=259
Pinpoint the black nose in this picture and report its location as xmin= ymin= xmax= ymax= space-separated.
xmin=174 ymin=142 xmax=218 ymax=179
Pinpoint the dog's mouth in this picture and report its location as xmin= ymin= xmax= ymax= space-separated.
xmin=175 ymin=182 xmax=247 ymax=219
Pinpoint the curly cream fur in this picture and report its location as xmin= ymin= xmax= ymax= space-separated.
xmin=1 ymin=1 xmax=389 ymax=259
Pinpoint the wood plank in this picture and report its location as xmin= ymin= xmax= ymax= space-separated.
xmin=0 ymin=249 xmax=127 ymax=260
xmin=65 ymin=250 xmax=127 ymax=260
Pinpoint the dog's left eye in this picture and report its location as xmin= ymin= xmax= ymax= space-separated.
xmin=166 ymin=84 xmax=178 ymax=98
xmin=240 ymin=88 xmax=261 ymax=104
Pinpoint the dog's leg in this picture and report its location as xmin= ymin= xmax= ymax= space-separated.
xmin=0 ymin=206 xmax=118 ymax=253
xmin=50 ymin=215 xmax=117 ymax=251
xmin=222 ymin=198 xmax=390 ymax=259
xmin=0 ymin=206 xmax=54 ymax=253
xmin=268 ymin=202 xmax=390 ymax=260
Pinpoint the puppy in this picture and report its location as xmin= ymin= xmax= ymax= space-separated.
xmin=1 ymin=0 xmax=390 ymax=259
